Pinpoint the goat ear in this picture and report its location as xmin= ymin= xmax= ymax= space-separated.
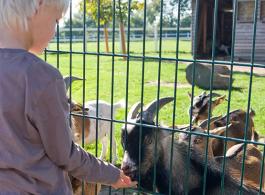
xmin=210 ymin=125 xmax=228 ymax=136
xmin=212 ymin=123 xmax=233 ymax=136
xmin=64 ymin=76 xmax=83 ymax=92
xmin=249 ymin=108 xmax=256 ymax=118
xmin=225 ymin=143 xmax=244 ymax=157
xmin=212 ymin=95 xmax=226 ymax=108
xmin=188 ymin=92 xmax=192 ymax=99
xmin=199 ymin=115 xmax=222 ymax=129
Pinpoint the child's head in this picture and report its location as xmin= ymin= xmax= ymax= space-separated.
xmin=0 ymin=0 xmax=69 ymax=53
xmin=0 ymin=0 xmax=69 ymax=30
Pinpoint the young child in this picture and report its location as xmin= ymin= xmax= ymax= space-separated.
xmin=0 ymin=0 xmax=136 ymax=194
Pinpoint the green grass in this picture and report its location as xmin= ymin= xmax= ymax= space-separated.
xmin=42 ymin=40 xmax=265 ymax=164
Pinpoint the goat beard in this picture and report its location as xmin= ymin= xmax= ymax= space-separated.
xmin=129 ymin=169 xmax=154 ymax=192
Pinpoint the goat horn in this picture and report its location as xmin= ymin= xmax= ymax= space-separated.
xmin=64 ymin=76 xmax=83 ymax=91
xmin=199 ymin=115 xmax=222 ymax=129
xmin=216 ymin=109 xmax=240 ymax=121
xmin=128 ymin=102 xmax=142 ymax=119
xmin=142 ymin=97 xmax=174 ymax=122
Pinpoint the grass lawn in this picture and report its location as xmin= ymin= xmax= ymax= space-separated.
xmin=42 ymin=40 xmax=265 ymax=164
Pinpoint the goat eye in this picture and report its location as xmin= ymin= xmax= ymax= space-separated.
xmin=195 ymin=102 xmax=201 ymax=107
xmin=194 ymin=138 xmax=201 ymax=144
xmin=145 ymin=138 xmax=152 ymax=145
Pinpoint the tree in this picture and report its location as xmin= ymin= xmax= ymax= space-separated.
xmin=169 ymin=0 xmax=190 ymax=17
xmin=146 ymin=0 xmax=161 ymax=25
xmin=116 ymin=1 xmax=144 ymax=58
xmin=82 ymin=0 xmax=113 ymax=53
xmin=146 ymin=0 xmax=191 ymax=27
xmin=180 ymin=14 xmax=191 ymax=27
xmin=80 ymin=0 xmax=143 ymax=56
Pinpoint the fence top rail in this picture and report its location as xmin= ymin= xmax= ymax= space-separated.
xmin=58 ymin=27 xmax=191 ymax=32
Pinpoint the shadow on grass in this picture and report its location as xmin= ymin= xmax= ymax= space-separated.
xmin=230 ymin=86 xmax=244 ymax=92
xmin=232 ymin=71 xmax=265 ymax=78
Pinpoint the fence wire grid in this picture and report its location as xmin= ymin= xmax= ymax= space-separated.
xmin=44 ymin=0 xmax=265 ymax=194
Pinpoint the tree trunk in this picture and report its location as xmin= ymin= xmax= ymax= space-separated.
xmin=104 ymin=25 xmax=110 ymax=53
xmin=119 ymin=22 xmax=127 ymax=60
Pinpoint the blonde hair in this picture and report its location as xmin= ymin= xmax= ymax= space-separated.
xmin=0 ymin=0 xmax=69 ymax=31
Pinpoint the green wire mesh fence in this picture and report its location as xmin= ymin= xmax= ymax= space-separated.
xmin=44 ymin=0 xmax=265 ymax=194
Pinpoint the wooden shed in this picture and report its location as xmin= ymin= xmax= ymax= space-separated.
xmin=191 ymin=0 xmax=265 ymax=62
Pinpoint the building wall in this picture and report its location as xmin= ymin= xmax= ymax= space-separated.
xmin=191 ymin=0 xmax=265 ymax=62
xmin=235 ymin=0 xmax=265 ymax=62
xmin=191 ymin=0 xmax=196 ymax=56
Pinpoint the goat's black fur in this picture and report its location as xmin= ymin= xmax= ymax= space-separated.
xmin=121 ymin=120 xmax=263 ymax=195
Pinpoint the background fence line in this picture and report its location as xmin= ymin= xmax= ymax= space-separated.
xmin=51 ymin=27 xmax=191 ymax=43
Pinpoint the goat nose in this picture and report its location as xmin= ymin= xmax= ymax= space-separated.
xmin=121 ymin=165 xmax=131 ymax=175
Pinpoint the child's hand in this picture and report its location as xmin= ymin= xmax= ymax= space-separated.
xmin=111 ymin=170 xmax=137 ymax=189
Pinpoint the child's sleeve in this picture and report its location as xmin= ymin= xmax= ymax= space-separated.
xmin=30 ymin=78 xmax=120 ymax=185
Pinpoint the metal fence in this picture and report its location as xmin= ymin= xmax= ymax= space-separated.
xmin=44 ymin=0 xmax=265 ymax=194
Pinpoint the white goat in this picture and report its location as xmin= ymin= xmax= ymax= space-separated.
xmin=71 ymin=99 xmax=125 ymax=164
xmin=64 ymin=76 xmax=125 ymax=164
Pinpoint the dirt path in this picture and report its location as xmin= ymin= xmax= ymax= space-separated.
xmin=182 ymin=61 xmax=265 ymax=77
xmin=230 ymin=65 xmax=265 ymax=76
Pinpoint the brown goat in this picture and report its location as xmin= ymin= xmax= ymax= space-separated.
xmin=179 ymin=126 xmax=265 ymax=190
xmin=71 ymin=109 xmax=91 ymax=142
xmin=70 ymin=176 xmax=101 ymax=195
xmin=216 ymin=143 xmax=265 ymax=191
xmin=178 ymin=125 xmax=228 ymax=157
xmin=68 ymin=101 xmax=101 ymax=195
xmin=211 ymin=109 xmax=258 ymax=139
xmin=196 ymin=109 xmax=259 ymax=155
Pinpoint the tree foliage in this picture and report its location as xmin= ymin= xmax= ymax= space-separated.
xmin=146 ymin=0 xmax=191 ymax=27
xmin=84 ymin=0 xmax=113 ymax=26
xmin=169 ymin=0 xmax=190 ymax=17
xmin=180 ymin=14 xmax=191 ymax=27
xmin=80 ymin=0 xmax=144 ymax=26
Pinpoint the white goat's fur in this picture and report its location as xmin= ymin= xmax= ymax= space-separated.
xmin=72 ymin=99 xmax=125 ymax=164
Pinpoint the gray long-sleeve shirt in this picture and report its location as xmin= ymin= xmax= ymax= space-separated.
xmin=0 ymin=48 xmax=120 ymax=194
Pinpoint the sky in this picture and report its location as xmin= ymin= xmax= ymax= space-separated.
xmin=60 ymin=0 xmax=81 ymax=25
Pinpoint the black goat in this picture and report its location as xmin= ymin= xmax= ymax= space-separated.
xmin=121 ymin=97 xmax=262 ymax=195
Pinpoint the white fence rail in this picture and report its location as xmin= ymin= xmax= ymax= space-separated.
xmin=52 ymin=27 xmax=191 ymax=43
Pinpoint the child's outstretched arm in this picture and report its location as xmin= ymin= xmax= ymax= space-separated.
xmin=28 ymin=75 xmax=127 ymax=186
